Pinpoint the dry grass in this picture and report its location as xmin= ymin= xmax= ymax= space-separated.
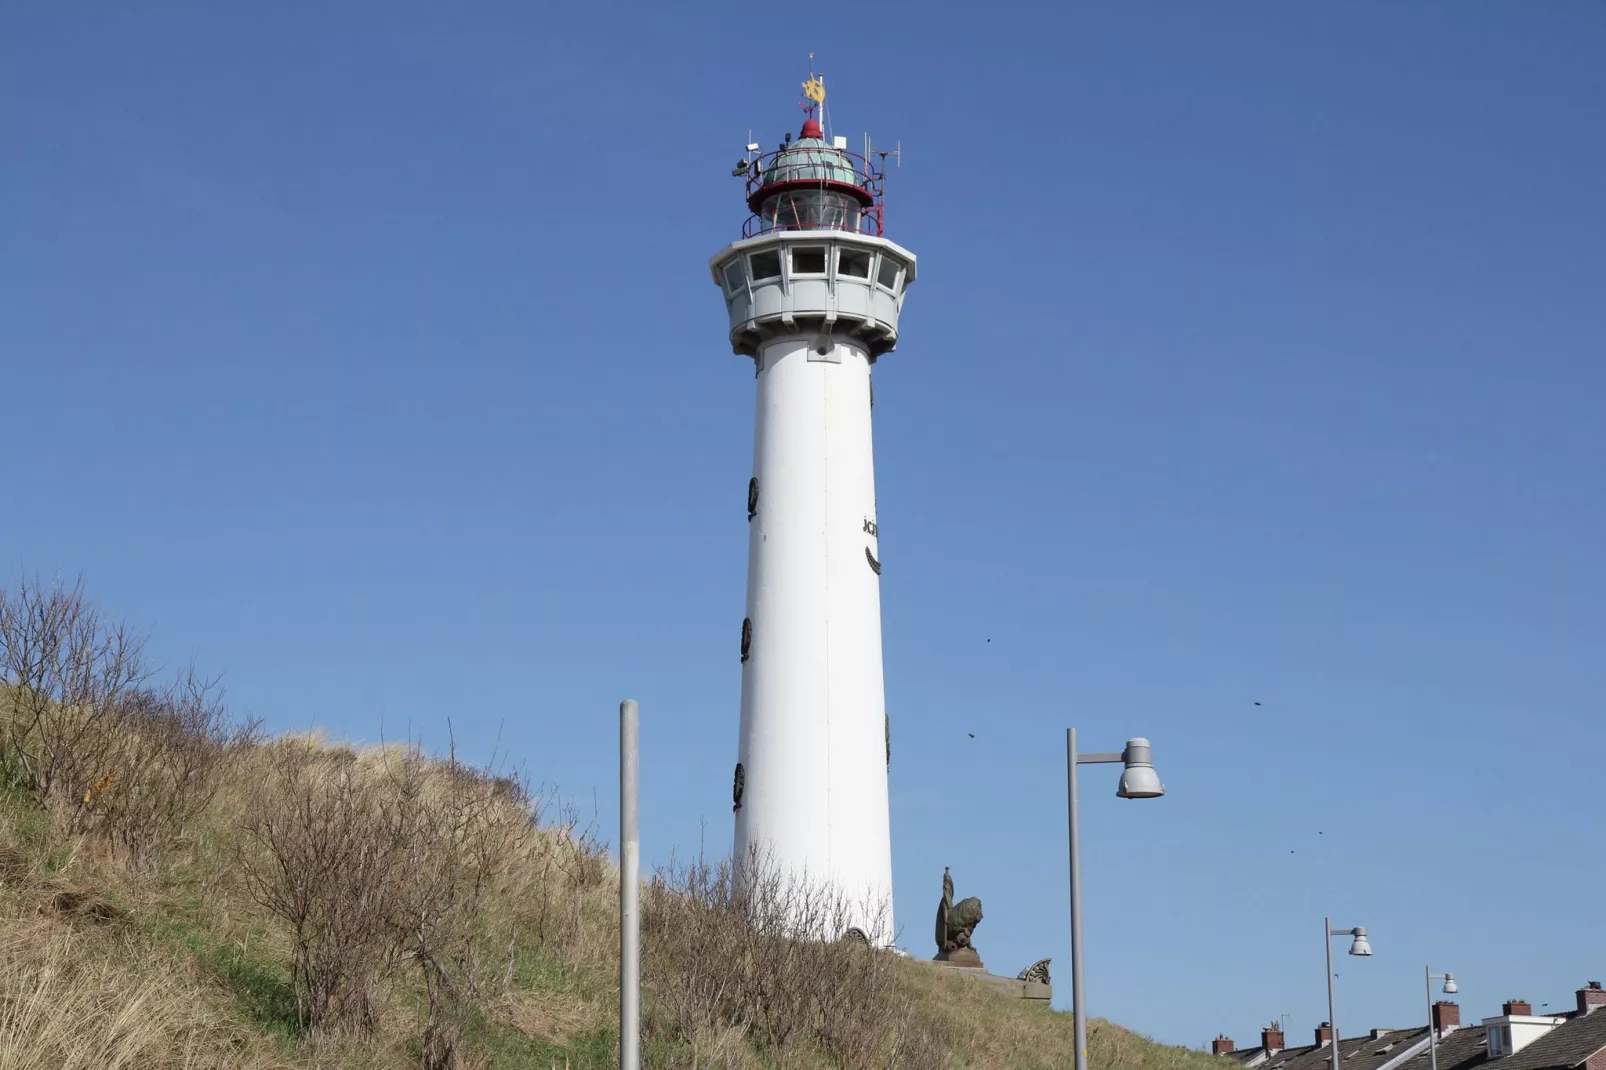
xmin=0 ymin=578 xmax=1225 ymax=1069
xmin=0 ymin=919 xmax=289 ymax=1070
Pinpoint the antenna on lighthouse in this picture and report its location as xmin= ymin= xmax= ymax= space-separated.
xmin=867 ymin=136 xmax=902 ymax=228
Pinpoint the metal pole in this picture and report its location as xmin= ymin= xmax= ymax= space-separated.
xmin=620 ymin=699 xmax=640 ymax=1070
xmin=1326 ymin=918 xmax=1340 ymax=1070
xmin=1068 ymin=728 xmax=1088 ymax=1070
xmin=1427 ymin=967 xmax=1439 ymax=1070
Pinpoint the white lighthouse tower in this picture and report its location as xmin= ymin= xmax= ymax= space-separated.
xmin=709 ymin=73 xmax=916 ymax=946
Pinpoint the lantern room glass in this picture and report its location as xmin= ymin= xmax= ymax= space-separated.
xmin=755 ymin=189 xmax=865 ymax=233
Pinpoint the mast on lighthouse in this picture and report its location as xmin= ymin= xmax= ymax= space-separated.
xmin=709 ymin=70 xmax=916 ymax=946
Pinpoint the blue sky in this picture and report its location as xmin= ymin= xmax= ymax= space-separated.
xmin=3 ymin=0 xmax=1603 ymax=1050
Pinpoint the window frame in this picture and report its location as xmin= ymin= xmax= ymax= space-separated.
xmin=836 ymin=247 xmax=873 ymax=281
xmin=748 ymin=249 xmax=783 ymax=283
xmin=875 ymin=255 xmax=902 ymax=294
xmin=788 ymin=245 xmax=829 ymax=278
xmin=722 ymin=258 xmax=747 ymax=295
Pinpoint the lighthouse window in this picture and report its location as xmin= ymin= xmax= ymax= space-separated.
xmin=838 ymin=248 xmax=872 ymax=279
xmin=722 ymin=259 xmax=746 ymax=293
xmin=876 ymin=256 xmax=901 ymax=291
xmin=748 ymin=250 xmax=782 ymax=281
xmin=790 ymin=247 xmax=827 ymax=275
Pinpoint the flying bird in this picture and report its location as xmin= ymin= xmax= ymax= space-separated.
xmin=1254 ymin=701 xmax=1262 ymax=706
xmin=968 ymin=733 xmax=975 ymax=739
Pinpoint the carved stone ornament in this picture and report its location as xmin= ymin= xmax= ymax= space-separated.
xmin=1017 ymin=958 xmax=1051 ymax=985
xmin=839 ymin=926 xmax=870 ymax=946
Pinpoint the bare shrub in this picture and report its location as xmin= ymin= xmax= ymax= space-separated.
xmin=238 ymin=732 xmax=534 ymax=1059
xmin=505 ymin=793 xmax=611 ymax=960
xmin=643 ymin=847 xmax=941 ymax=1069
xmin=0 ymin=576 xmax=147 ymax=802
xmin=76 ymin=667 xmax=261 ymax=868
xmin=237 ymin=737 xmax=406 ymax=1035
xmin=381 ymin=739 xmax=533 ymax=1070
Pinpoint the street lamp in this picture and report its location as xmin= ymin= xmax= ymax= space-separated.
xmin=1426 ymin=968 xmax=1458 ymax=1070
xmin=1066 ymin=730 xmax=1166 ymax=1070
xmin=1324 ymin=919 xmax=1373 ymax=1070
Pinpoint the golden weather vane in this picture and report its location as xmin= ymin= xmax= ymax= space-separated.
xmin=802 ymin=52 xmax=825 ymax=106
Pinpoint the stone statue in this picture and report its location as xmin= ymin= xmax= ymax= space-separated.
xmin=1017 ymin=958 xmax=1051 ymax=985
xmin=933 ymin=866 xmax=984 ymax=966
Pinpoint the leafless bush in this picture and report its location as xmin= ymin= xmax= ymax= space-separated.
xmin=238 ymin=733 xmax=533 ymax=1059
xmin=381 ymin=740 xmax=532 ymax=1070
xmin=0 ymin=576 xmax=147 ymax=801
xmin=76 ymin=668 xmax=261 ymax=867
xmin=507 ymin=793 xmax=610 ymax=958
xmin=1 ymin=577 xmax=256 ymax=868
xmin=237 ymin=738 xmax=405 ymax=1035
xmin=643 ymin=847 xmax=943 ymax=1069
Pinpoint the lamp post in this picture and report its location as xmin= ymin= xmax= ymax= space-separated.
xmin=1323 ymin=919 xmax=1373 ymax=1070
xmin=1066 ymin=729 xmax=1165 ymax=1070
xmin=1426 ymin=967 xmax=1458 ymax=1070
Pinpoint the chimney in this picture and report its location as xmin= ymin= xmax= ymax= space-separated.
xmin=1578 ymin=983 xmax=1606 ymax=1017
xmin=1213 ymin=1036 xmax=1236 ymax=1056
xmin=1433 ymin=1002 xmax=1461 ymax=1034
xmin=1503 ymin=1001 xmax=1532 ymax=1017
xmin=1262 ymin=1024 xmax=1286 ymax=1054
xmin=1315 ymin=1023 xmax=1334 ymax=1046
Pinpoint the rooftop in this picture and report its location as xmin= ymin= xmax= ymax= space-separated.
xmin=1496 ymin=1010 xmax=1606 ymax=1070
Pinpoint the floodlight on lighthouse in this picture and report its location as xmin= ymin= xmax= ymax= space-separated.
xmin=1349 ymin=928 xmax=1373 ymax=957
xmin=1115 ymin=738 xmax=1165 ymax=799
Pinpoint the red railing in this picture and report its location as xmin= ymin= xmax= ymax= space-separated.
xmin=736 ymin=143 xmax=887 ymax=239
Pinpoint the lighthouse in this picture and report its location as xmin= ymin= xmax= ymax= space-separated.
xmin=709 ymin=72 xmax=916 ymax=946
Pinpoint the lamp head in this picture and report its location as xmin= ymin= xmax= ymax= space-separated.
xmin=1116 ymin=738 xmax=1165 ymax=799
xmin=1443 ymin=974 xmax=1458 ymax=995
xmin=1348 ymin=927 xmax=1373 ymax=956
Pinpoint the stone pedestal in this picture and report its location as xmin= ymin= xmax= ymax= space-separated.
xmin=928 ymin=958 xmax=1052 ymax=1004
xmin=933 ymin=947 xmax=984 ymax=969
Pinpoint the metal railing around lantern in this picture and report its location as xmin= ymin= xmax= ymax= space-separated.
xmin=736 ymin=143 xmax=888 ymax=239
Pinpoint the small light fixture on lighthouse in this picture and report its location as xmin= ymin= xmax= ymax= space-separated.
xmin=1115 ymin=738 xmax=1165 ymax=799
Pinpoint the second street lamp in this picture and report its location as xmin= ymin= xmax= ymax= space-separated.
xmin=1324 ymin=919 xmax=1373 ymax=1070
xmin=1426 ymin=967 xmax=1458 ymax=1070
xmin=1066 ymin=730 xmax=1166 ymax=1070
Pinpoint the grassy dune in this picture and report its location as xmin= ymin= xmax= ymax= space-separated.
xmin=0 ymin=730 xmax=1216 ymax=1069
xmin=0 ymin=580 xmax=1218 ymax=1068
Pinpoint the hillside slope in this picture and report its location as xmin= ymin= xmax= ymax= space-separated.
xmin=0 ymin=731 xmax=1214 ymax=1069
xmin=0 ymin=580 xmax=1218 ymax=1068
